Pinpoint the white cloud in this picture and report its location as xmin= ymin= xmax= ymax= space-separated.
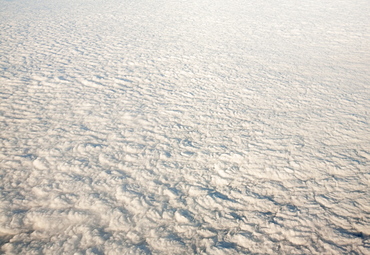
xmin=1 ymin=0 xmax=369 ymax=253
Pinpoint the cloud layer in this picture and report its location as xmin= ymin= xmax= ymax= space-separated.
xmin=1 ymin=0 xmax=369 ymax=253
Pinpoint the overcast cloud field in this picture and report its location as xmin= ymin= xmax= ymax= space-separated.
xmin=1 ymin=0 xmax=370 ymax=254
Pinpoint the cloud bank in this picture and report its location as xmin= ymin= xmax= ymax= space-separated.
xmin=1 ymin=0 xmax=369 ymax=253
